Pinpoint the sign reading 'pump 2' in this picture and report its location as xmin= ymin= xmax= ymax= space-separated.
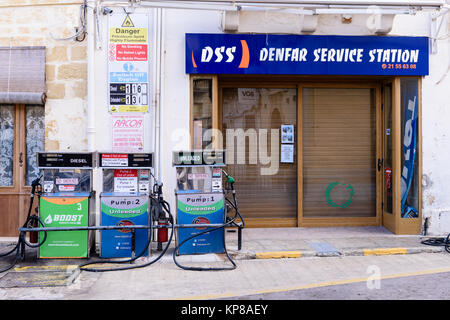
xmin=186 ymin=34 xmax=429 ymax=76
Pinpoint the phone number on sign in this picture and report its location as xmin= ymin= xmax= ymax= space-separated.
xmin=382 ymin=63 xmax=417 ymax=70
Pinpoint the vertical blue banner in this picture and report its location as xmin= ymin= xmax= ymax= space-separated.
xmin=400 ymin=79 xmax=419 ymax=218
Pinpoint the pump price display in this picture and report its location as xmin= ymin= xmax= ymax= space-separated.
xmin=109 ymin=83 xmax=148 ymax=106
xmin=110 ymin=83 xmax=147 ymax=95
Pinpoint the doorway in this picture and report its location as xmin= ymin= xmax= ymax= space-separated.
xmin=0 ymin=104 xmax=45 ymax=237
xmin=213 ymin=77 xmax=421 ymax=231
xmin=299 ymin=84 xmax=381 ymax=227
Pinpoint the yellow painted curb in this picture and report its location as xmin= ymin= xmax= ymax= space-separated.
xmin=13 ymin=265 xmax=78 ymax=272
xmin=363 ymin=248 xmax=407 ymax=256
xmin=255 ymin=251 xmax=302 ymax=259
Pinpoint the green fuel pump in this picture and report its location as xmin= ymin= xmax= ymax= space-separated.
xmin=37 ymin=152 xmax=95 ymax=258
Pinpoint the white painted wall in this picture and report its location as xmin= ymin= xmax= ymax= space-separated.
xmin=391 ymin=12 xmax=450 ymax=235
xmin=159 ymin=9 xmax=223 ymax=209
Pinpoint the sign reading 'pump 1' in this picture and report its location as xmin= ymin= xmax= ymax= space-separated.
xmin=186 ymin=34 xmax=429 ymax=76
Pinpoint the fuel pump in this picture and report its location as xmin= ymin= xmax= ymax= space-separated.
xmin=173 ymin=150 xmax=226 ymax=255
xmin=37 ymin=152 xmax=95 ymax=258
xmin=98 ymin=152 xmax=153 ymax=258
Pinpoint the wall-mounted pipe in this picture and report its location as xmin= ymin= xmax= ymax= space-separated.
xmin=87 ymin=0 xmax=96 ymax=152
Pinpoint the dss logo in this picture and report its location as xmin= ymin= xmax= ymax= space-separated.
xmin=189 ymin=38 xmax=250 ymax=70
xmin=201 ymin=46 xmax=236 ymax=63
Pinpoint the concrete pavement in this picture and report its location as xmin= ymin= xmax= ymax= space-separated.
xmin=0 ymin=226 xmax=448 ymax=270
xmin=1 ymin=252 xmax=450 ymax=300
xmin=1 ymin=226 xmax=449 ymax=300
xmin=225 ymin=226 xmax=447 ymax=259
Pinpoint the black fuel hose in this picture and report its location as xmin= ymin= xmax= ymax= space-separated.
xmin=78 ymin=194 xmax=174 ymax=272
xmin=172 ymin=216 xmax=237 ymax=271
xmin=0 ymin=177 xmax=46 ymax=273
xmin=421 ymin=233 xmax=450 ymax=253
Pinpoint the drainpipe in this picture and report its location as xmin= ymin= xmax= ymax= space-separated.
xmin=152 ymin=8 xmax=159 ymax=181
xmin=154 ymin=7 xmax=164 ymax=182
xmin=87 ymin=0 xmax=96 ymax=152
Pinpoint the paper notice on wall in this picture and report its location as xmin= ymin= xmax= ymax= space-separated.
xmin=280 ymin=144 xmax=294 ymax=163
xmin=112 ymin=115 xmax=145 ymax=152
xmin=238 ymin=88 xmax=258 ymax=103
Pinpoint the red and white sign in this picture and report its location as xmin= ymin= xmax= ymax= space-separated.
xmin=102 ymin=153 xmax=129 ymax=167
xmin=114 ymin=169 xmax=138 ymax=192
xmin=188 ymin=173 xmax=208 ymax=180
xmin=115 ymin=44 xmax=148 ymax=61
xmin=58 ymin=185 xmax=76 ymax=192
xmin=114 ymin=169 xmax=138 ymax=178
xmin=55 ymin=178 xmax=79 ymax=185
xmin=112 ymin=115 xmax=145 ymax=153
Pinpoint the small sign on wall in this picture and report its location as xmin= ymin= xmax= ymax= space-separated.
xmin=281 ymin=144 xmax=294 ymax=163
xmin=281 ymin=124 xmax=294 ymax=144
xmin=108 ymin=13 xmax=149 ymax=113
xmin=112 ymin=115 xmax=145 ymax=152
xmin=114 ymin=169 xmax=138 ymax=192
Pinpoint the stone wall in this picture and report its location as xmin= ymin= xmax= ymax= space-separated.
xmin=0 ymin=0 xmax=88 ymax=151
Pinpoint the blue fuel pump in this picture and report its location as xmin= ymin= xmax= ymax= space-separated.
xmin=98 ymin=152 xmax=153 ymax=258
xmin=173 ymin=150 xmax=226 ymax=255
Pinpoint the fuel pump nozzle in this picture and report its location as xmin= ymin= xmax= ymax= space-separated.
xmin=151 ymin=180 xmax=171 ymax=251
xmin=27 ymin=176 xmax=42 ymax=245
xmin=222 ymin=170 xmax=235 ymax=184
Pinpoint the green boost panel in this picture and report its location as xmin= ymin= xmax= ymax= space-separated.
xmin=39 ymin=196 xmax=90 ymax=258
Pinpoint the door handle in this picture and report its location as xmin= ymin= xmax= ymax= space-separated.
xmin=19 ymin=152 xmax=23 ymax=167
xmin=377 ymin=158 xmax=383 ymax=172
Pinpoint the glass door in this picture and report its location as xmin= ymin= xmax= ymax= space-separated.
xmin=382 ymin=78 xmax=422 ymax=234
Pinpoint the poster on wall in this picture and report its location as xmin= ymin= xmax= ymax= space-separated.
xmin=108 ymin=13 xmax=149 ymax=113
xmin=112 ymin=114 xmax=145 ymax=152
xmin=280 ymin=144 xmax=294 ymax=163
xmin=281 ymin=124 xmax=294 ymax=144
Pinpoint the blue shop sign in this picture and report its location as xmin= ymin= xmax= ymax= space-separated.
xmin=186 ymin=34 xmax=429 ymax=76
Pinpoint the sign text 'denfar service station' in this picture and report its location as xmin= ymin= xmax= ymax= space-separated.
xmin=186 ymin=34 xmax=429 ymax=76
xmin=108 ymin=13 xmax=149 ymax=113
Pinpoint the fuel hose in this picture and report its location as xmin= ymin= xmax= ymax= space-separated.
xmin=0 ymin=177 xmax=47 ymax=273
xmin=78 ymin=193 xmax=174 ymax=272
xmin=421 ymin=233 xmax=450 ymax=253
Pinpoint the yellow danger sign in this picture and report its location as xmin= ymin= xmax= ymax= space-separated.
xmin=109 ymin=27 xmax=147 ymax=43
xmin=122 ymin=15 xmax=134 ymax=27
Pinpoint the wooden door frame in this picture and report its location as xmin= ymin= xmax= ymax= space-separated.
xmin=297 ymin=82 xmax=383 ymax=227
xmin=0 ymin=104 xmax=36 ymax=237
xmin=381 ymin=79 xmax=396 ymax=233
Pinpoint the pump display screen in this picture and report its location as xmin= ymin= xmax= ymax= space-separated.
xmin=176 ymin=166 xmax=212 ymax=192
xmin=98 ymin=153 xmax=153 ymax=168
xmin=102 ymin=169 xmax=150 ymax=193
xmin=37 ymin=153 xmax=94 ymax=168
